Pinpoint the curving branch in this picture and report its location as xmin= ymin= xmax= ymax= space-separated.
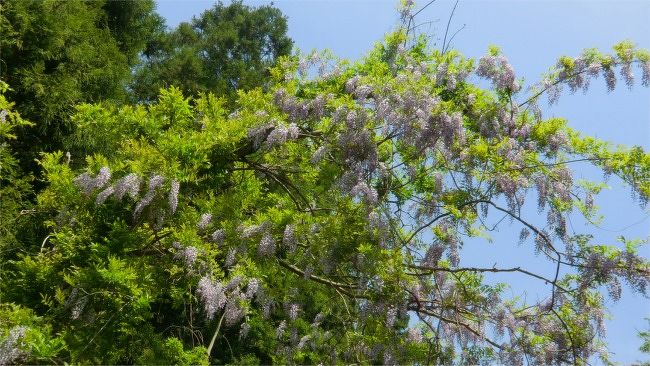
xmin=408 ymin=303 xmax=504 ymax=351
xmin=407 ymin=264 xmax=571 ymax=294
xmin=277 ymin=258 xmax=366 ymax=300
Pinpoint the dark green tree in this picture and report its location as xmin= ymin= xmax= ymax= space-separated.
xmin=130 ymin=0 xmax=293 ymax=103
xmin=0 ymin=0 xmax=163 ymax=167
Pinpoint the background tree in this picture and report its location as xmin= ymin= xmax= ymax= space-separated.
xmin=0 ymin=0 xmax=163 ymax=169
xmin=129 ymin=0 xmax=293 ymax=103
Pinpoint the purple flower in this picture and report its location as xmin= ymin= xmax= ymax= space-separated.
xmin=407 ymin=328 xmax=423 ymax=343
xmin=345 ymin=76 xmax=360 ymax=94
xmin=603 ymin=67 xmax=616 ymax=91
xmin=148 ymin=175 xmax=164 ymax=190
xmin=519 ymin=227 xmax=530 ymax=245
xmin=476 ymin=55 xmax=520 ymax=92
xmin=258 ymin=232 xmax=275 ymax=257
xmin=641 ymin=61 xmax=650 ymax=87
xmin=168 ymin=180 xmax=179 ymax=214
xmin=288 ymin=303 xmax=300 ymax=321
xmin=114 ymin=173 xmax=141 ymax=200
xmin=196 ymin=277 xmax=226 ymax=320
xmin=95 ymin=186 xmax=115 ymax=205
xmin=423 ymin=242 xmax=444 ymax=266
xmin=73 ymin=166 xmax=111 ymax=195
xmin=276 ymin=320 xmax=287 ymax=339
xmin=287 ymin=123 xmax=300 ymax=139
xmin=224 ymin=248 xmax=237 ymax=267
xmin=621 ymin=62 xmax=634 ymax=89
xmin=297 ymin=335 xmax=310 ymax=350
xmin=224 ymin=295 xmax=245 ymax=325
xmin=245 ymin=278 xmax=259 ymax=299
xmin=241 ymin=223 xmax=262 ymax=239
xmin=95 ymin=167 xmax=111 ymax=189
xmin=282 ymin=224 xmax=297 ymax=253
xmin=350 ymin=181 xmax=378 ymax=205
xmin=175 ymin=245 xmax=199 ymax=268
xmin=133 ymin=191 xmax=155 ymax=219
xmin=311 ymin=145 xmax=328 ymax=164
xmin=239 ymin=323 xmax=250 ymax=340
xmin=211 ymin=229 xmax=225 ymax=244
xmin=0 ymin=326 xmax=28 ymax=365
xmin=197 ymin=213 xmax=213 ymax=229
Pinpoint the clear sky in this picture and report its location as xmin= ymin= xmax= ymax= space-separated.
xmin=156 ymin=0 xmax=650 ymax=363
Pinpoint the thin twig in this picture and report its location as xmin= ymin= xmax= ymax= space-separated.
xmin=441 ymin=0 xmax=460 ymax=55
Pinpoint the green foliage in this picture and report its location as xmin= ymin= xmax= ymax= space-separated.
xmin=0 ymin=81 xmax=34 ymax=255
xmin=1 ymin=6 xmax=649 ymax=365
xmin=0 ymin=0 xmax=162 ymax=167
xmin=130 ymin=1 xmax=293 ymax=103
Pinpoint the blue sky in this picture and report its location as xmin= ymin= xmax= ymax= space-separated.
xmin=156 ymin=0 xmax=650 ymax=363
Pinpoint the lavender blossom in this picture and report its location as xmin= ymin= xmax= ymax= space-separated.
xmin=476 ymin=55 xmax=520 ymax=92
xmin=297 ymin=335 xmax=310 ymax=350
xmin=133 ymin=175 xmax=165 ymax=218
xmin=350 ymin=181 xmax=378 ymax=205
xmin=175 ymin=245 xmax=199 ymax=268
xmin=95 ymin=186 xmax=115 ymax=205
xmin=345 ymin=76 xmax=360 ymax=93
xmin=73 ymin=173 xmax=93 ymax=194
xmin=224 ymin=248 xmax=237 ymax=267
xmin=603 ymin=67 xmax=616 ymax=91
xmin=642 ymin=61 xmax=650 ymax=87
xmin=621 ymin=62 xmax=634 ymax=89
xmin=211 ymin=229 xmax=225 ymax=244
xmin=288 ymin=303 xmax=300 ymax=321
xmin=287 ymin=123 xmax=300 ymax=139
xmin=423 ymin=242 xmax=444 ymax=266
xmin=239 ymin=323 xmax=250 ymax=340
xmin=0 ymin=326 xmax=28 ymax=365
xmin=245 ymin=278 xmax=259 ymax=299
xmin=265 ymin=125 xmax=288 ymax=148
xmin=196 ymin=277 xmax=226 ymax=320
xmin=73 ymin=166 xmax=111 ymax=195
xmin=276 ymin=320 xmax=287 ymax=339
xmin=114 ymin=173 xmax=141 ymax=200
xmin=224 ymin=295 xmax=245 ymax=325
xmin=197 ymin=213 xmax=213 ymax=229
xmin=257 ymin=231 xmax=275 ymax=257
xmin=311 ymin=145 xmax=328 ymax=164
xmin=407 ymin=328 xmax=423 ymax=343
xmin=263 ymin=300 xmax=274 ymax=319
xmin=95 ymin=167 xmax=111 ymax=189
xmin=133 ymin=191 xmax=156 ymax=219
xmin=607 ymin=277 xmax=622 ymax=301
xmin=519 ymin=227 xmax=530 ymax=245
xmin=241 ymin=222 xmax=266 ymax=239
xmin=168 ymin=180 xmax=179 ymax=214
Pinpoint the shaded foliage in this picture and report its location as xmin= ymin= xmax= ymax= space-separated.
xmin=130 ymin=0 xmax=293 ymax=103
xmin=0 ymin=0 xmax=163 ymax=169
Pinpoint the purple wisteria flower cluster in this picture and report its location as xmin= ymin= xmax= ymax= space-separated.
xmin=73 ymin=170 xmax=181 ymax=222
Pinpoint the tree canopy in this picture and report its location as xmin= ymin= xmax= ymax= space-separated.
xmin=129 ymin=1 xmax=293 ymax=103
xmin=0 ymin=0 xmax=164 ymax=170
xmin=1 ymin=2 xmax=650 ymax=365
